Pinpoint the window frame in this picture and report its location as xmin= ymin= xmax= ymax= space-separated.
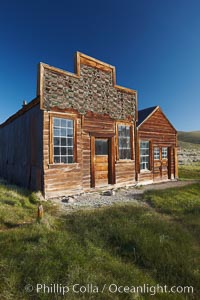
xmin=116 ymin=122 xmax=134 ymax=161
xmin=140 ymin=140 xmax=150 ymax=171
xmin=162 ymin=147 xmax=168 ymax=159
xmin=49 ymin=113 xmax=77 ymax=165
xmin=154 ymin=147 xmax=160 ymax=160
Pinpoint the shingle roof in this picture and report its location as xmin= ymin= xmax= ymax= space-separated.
xmin=137 ymin=106 xmax=158 ymax=127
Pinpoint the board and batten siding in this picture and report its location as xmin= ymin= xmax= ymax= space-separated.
xmin=0 ymin=103 xmax=43 ymax=190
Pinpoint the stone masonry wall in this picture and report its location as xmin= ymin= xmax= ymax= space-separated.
xmin=43 ymin=64 xmax=136 ymax=120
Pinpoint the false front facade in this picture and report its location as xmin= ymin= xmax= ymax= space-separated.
xmin=0 ymin=52 xmax=137 ymax=198
xmin=0 ymin=53 xmax=178 ymax=199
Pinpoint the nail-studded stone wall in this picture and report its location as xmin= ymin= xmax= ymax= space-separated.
xmin=43 ymin=63 xmax=136 ymax=120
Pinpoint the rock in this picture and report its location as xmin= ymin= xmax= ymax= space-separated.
xmin=103 ymin=190 xmax=115 ymax=196
xmin=68 ymin=197 xmax=75 ymax=204
xmin=61 ymin=196 xmax=68 ymax=203
xmin=61 ymin=196 xmax=76 ymax=204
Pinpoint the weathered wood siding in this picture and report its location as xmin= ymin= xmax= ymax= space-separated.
xmin=43 ymin=110 xmax=83 ymax=198
xmin=137 ymin=108 xmax=177 ymax=182
xmin=43 ymin=110 xmax=136 ymax=198
xmin=82 ymin=115 xmax=115 ymax=190
xmin=0 ymin=103 xmax=43 ymax=190
xmin=41 ymin=53 xmax=137 ymax=198
xmin=115 ymin=125 xmax=135 ymax=186
xmin=115 ymin=161 xmax=135 ymax=186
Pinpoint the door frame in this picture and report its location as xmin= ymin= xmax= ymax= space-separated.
xmin=153 ymin=145 xmax=171 ymax=180
xmin=167 ymin=146 xmax=172 ymax=179
xmin=90 ymin=133 xmax=115 ymax=188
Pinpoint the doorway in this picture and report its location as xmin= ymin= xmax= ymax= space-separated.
xmin=95 ymin=138 xmax=109 ymax=187
xmin=90 ymin=135 xmax=115 ymax=188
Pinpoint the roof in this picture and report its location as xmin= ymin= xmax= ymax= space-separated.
xmin=0 ymin=97 xmax=39 ymax=128
xmin=137 ymin=106 xmax=158 ymax=127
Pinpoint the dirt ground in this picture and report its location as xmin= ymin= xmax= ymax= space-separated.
xmin=51 ymin=179 xmax=199 ymax=213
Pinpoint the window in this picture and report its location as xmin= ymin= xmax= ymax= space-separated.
xmin=154 ymin=147 xmax=160 ymax=160
xmin=118 ymin=125 xmax=131 ymax=159
xmin=162 ymin=147 xmax=168 ymax=159
xmin=53 ymin=117 xmax=74 ymax=163
xmin=140 ymin=141 xmax=149 ymax=170
xmin=95 ymin=139 xmax=108 ymax=155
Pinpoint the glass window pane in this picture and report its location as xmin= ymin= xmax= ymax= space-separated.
xmin=68 ymin=147 xmax=73 ymax=155
xmin=54 ymin=147 xmax=60 ymax=155
xmin=61 ymin=128 xmax=67 ymax=136
xmin=125 ymin=126 xmax=130 ymax=136
xmin=154 ymin=147 xmax=160 ymax=159
xmin=61 ymin=138 xmax=67 ymax=146
xmin=95 ymin=139 xmax=108 ymax=155
xmin=67 ymin=138 xmax=73 ymax=146
xmin=140 ymin=140 xmax=150 ymax=170
xmin=61 ymin=119 xmax=67 ymax=127
xmin=54 ymin=137 xmax=60 ymax=146
xmin=124 ymin=149 xmax=131 ymax=159
xmin=118 ymin=125 xmax=131 ymax=159
xmin=121 ymin=126 xmax=126 ymax=136
xmin=54 ymin=128 xmax=60 ymax=136
xmin=67 ymin=128 xmax=73 ymax=137
xmin=61 ymin=156 xmax=67 ymax=163
xmin=53 ymin=117 xmax=74 ymax=164
xmin=61 ymin=147 xmax=67 ymax=155
xmin=118 ymin=125 xmax=122 ymax=136
xmin=67 ymin=120 xmax=73 ymax=128
xmin=68 ymin=156 xmax=73 ymax=163
xmin=54 ymin=118 xmax=60 ymax=127
xmin=162 ymin=147 xmax=168 ymax=159
xmin=54 ymin=156 xmax=60 ymax=163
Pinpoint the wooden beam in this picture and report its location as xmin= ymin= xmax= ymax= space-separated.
xmin=90 ymin=136 xmax=95 ymax=187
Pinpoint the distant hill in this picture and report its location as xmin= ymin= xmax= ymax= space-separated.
xmin=178 ymin=131 xmax=200 ymax=144
xmin=178 ymin=131 xmax=200 ymax=165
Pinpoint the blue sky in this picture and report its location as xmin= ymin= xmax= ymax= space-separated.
xmin=0 ymin=0 xmax=200 ymax=131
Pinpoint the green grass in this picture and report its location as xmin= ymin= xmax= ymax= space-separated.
xmin=179 ymin=164 xmax=200 ymax=180
xmin=143 ymin=183 xmax=200 ymax=259
xmin=0 ymin=179 xmax=199 ymax=299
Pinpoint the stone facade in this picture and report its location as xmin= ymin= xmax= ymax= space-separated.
xmin=43 ymin=64 xmax=136 ymax=120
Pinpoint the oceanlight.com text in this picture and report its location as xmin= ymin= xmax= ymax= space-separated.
xmin=25 ymin=283 xmax=194 ymax=296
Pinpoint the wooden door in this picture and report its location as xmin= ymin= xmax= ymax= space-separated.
xmin=161 ymin=147 xmax=169 ymax=180
xmin=153 ymin=146 xmax=170 ymax=181
xmin=95 ymin=138 xmax=109 ymax=187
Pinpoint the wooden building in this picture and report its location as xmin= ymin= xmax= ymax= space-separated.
xmin=0 ymin=52 xmax=138 ymax=198
xmin=136 ymin=106 xmax=178 ymax=183
xmin=0 ymin=53 xmax=178 ymax=198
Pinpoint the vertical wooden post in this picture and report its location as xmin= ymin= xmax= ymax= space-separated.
xmin=108 ymin=137 xmax=116 ymax=184
xmin=37 ymin=204 xmax=44 ymax=221
xmin=168 ymin=147 xmax=172 ymax=179
xmin=174 ymin=147 xmax=178 ymax=179
xmin=90 ymin=136 xmax=95 ymax=187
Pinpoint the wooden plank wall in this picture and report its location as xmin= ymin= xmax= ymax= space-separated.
xmin=82 ymin=115 xmax=114 ymax=189
xmin=115 ymin=121 xmax=135 ymax=186
xmin=43 ymin=112 xmax=136 ymax=198
xmin=115 ymin=161 xmax=135 ymax=186
xmin=137 ymin=108 xmax=177 ymax=182
xmin=43 ymin=111 xmax=83 ymax=198
xmin=0 ymin=104 xmax=43 ymax=190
